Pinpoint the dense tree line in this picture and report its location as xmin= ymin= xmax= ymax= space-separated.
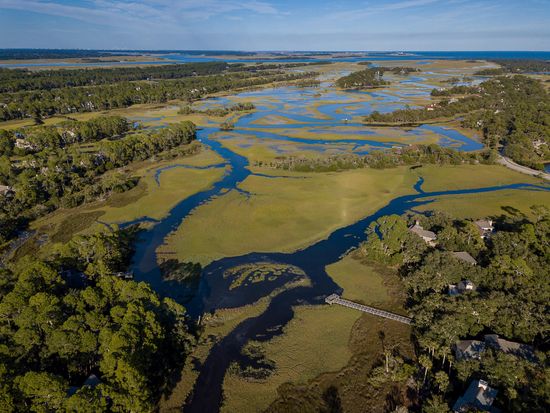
xmin=0 ymin=120 xmax=196 ymax=244
xmin=335 ymin=68 xmax=389 ymax=89
xmin=0 ymin=49 xmax=120 ymax=60
xmin=473 ymin=68 xmax=506 ymax=76
xmin=258 ymin=144 xmax=496 ymax=172
xmin=357 ymin=208 xmax=550 ymax=411
xmin=365 ymin=75 xmax=550 ymax=169
xmin=178 ymin=102 xmax=255 ymax=117
xmin=430 ymin=85 xmax=479 ymax=97
xmin=0 ymin=116 xmax=130 ymax=156
xmin=0 ymin=70 xmax=316 ymax=121
xmin=385 ymin=67 xmax=421 ymax=75
xmin=0 ymin=227 xmax=194 ymax=412
xmin=0 ymin=62 xmax=325 ymax=94
xmin=0 ymin=62 xmax=232 ymax=93
xmin=483 ymin=59 xmax=550 ymax=74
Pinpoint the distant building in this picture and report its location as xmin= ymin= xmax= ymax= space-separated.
xmin=454 ymin=334 xmax=537 ymax=362
xmin=409 ymin=221 xmax=437 ymax=246
xmin=448 ymin=280 xmax=476 ymax=296
xmin=452 ymin=251 xmax=477 ymax=265
xmin=474 ymin=219 xmax=494 ymax=239
xmin=453 ymin=379 xmax=499 ymax=413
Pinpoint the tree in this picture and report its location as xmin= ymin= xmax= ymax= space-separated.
xmin=16 ymin=372 xmax=68 ymax=413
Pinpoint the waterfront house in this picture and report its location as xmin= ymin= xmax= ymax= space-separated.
xmin=408 ymin=221 xmax=437 ymax=246
xmin=474 ymin=219 xmax=494 ymax=238
xmin=453 ymin=379 xmax=499 ymax=412
xmin=452 ymin=251 xmax=477 ymax=265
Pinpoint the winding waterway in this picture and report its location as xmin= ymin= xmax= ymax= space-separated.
xmin=125 ymin=82 xmax=547 ymax=412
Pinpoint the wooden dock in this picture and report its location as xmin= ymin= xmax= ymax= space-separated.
xmin=325 ymin=294 xmax=412 ymax=325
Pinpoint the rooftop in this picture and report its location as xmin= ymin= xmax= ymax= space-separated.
xmin=409 ymin=221 xmax=437 ymax=241
xmin=452 ymin=251 xmax=477 ymax=265
xmin=453 ymin=379 xmax=499 ymax=413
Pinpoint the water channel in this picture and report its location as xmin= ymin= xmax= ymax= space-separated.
xmin=124 ymin=81 xmax=547 ymax=412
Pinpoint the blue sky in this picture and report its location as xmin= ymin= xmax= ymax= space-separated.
xmin=0 ymin=0 xmax=549 ymax=50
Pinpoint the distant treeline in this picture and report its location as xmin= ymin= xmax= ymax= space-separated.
xmin=335 ymin=68 xmax=389 ymax=89
xmin=0 ymin=49 xmax=124 ymax=60
xmin=178 ymin=102 xmax=255 ymax=117
xmin=385 ymin=67 xmax=421 ymax=75
xmin=0 ymin=62 xmax=324 ymax=93
xmin=475 ymin=59 xmax=550 ymax=75
xmin=365 ymin=76 xmax=550 ymax=169
xmin=256 ymin=144 xmax=496 ymax=172
xmin=0 ymin=69 xmax=316 ymax=121
xmin=357 ymin=62 xmax=420 ymax=75
xmin=0 ymin=62 xmax=231 ymax=92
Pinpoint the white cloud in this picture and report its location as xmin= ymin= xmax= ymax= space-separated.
xmin=0 ymin=0 xmax=282 ymax=29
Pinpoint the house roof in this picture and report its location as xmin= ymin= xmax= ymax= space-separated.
xmin=409 ymin=223 xmax=437 ymax=240
xmin=452 ymin=251 xmax=477 ymax=265
xmin=454 ymin=340 xmax=485 ymax=360
xmin=484 ymin=335 xmax=537 ymax=362
xmin=453 ymin=379 xmax=499 ymax=413
xmin=474 ymin=219 xmax=493 ymax=229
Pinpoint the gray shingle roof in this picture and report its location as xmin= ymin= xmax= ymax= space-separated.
xmin=452 ymin=251 xmax=477 ymax=265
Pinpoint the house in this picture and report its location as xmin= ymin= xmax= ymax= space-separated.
xmin=453 ymin=379 xmax=499 ymax=412
xmin=454 ymin=339 xmax=485 ymax=361
xmin=452 ymin=251 xmax=477 ymax=265
xmin=453 ymin=334 xmax=536 ymax=362
xmin=448 ymin=280 xmax=476 ymax=296
xmin=474 ymin=219 xmax=494 ymax=239
xmin=484 ymin=334 xmax=537 ymax=362
xmin=0 ymin=185 xmax=13 ymax=197
xmin=409 ymin=221 xmax=437 ymax=246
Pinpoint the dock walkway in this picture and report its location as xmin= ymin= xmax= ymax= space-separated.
xmin=325 ymin=294 xmax=412 ymax=325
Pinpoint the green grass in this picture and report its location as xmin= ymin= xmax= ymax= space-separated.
xmin=30 ymin=148 xmax=226 ymax=256
xmin=417 ymin=163 xmax=542 ymax=192
xmin=160 ymin=300 xmax=271 ymax=412
xmin=50 ymin=211 xmax=106 ymax=244
xmin=160 ymin=166 xmax=417 ymax=265
xmin=221 ymin=304 xmax=360 ymax=413
xmin=326 ymin=255 xmax=390 ymax=306
xmin=417 ymin=188 xmax=550 ymax=218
